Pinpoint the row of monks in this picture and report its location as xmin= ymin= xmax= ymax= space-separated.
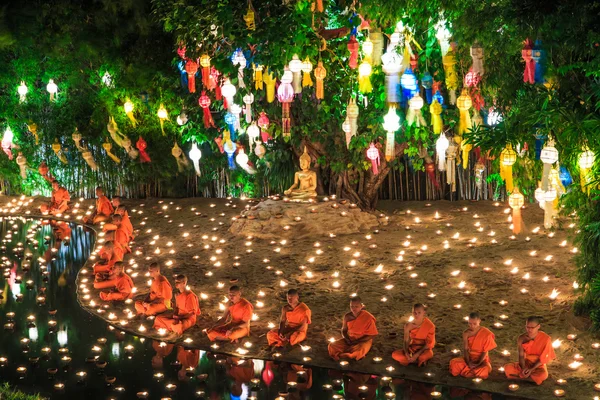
xmin=44 ymin=184 xmax=555 ymax=386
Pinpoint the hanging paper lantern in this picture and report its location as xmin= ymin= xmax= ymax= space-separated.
xmin=230 ymin=103 xmax=242 ymax=132
xmin=223 ymin=137 xmax=237 ymax=169
xmin=177 ymin=46 xmax=186 ymax=59
xmin=277 ymin=68 xmax=295 ymax=138
xmin=500 ymin=144 xmax=517 ymax=192
xmin=436 ymin=133 xmax=449 ymax=171
xmin=82 ymin=148 xmax=97 ymax=170
xmin=400 ymin=68 xmax=418 ymax=106
xmin=342 ymin=117 xmax=352 ymax=149
xmin=456 ymin=89 xmax=473 ymax=166
xmin=314 ymin=61 xmax=327 ymax=100
xmin=559 ymin=165 xmax=573 ymax=188
xmin=406 ymin=94 xmax=426 ymax=127
xmin=472 ymin=110 xmax=483 ymax=129
xmin=258 ymin=112 xmax=271 ymax=142
xmin=236 ymin=148 xmax=249 ymax=168
xmin=189 ymin=142 xmax=202 ymax=176
xmin=522 ymin=39 xmax=535 ymax=84
xmin=224 ymin=112 xmax=237 ymax=141
xmin=430 ymin=99 xmax=443 ymax=134
xmin=136 ymin=136 xmax=151 ymax=163
xmin=254 ymin=141 xmax=266 ymax=159
xmin=301 ymin=58 xmax=313 ymax=88
xmin=17 ymin=81 xmax=28 ymax=103
xmin=540 ymin=138 xmax=558 ymax=190
xmin=435 ymin=20 xmax=451 ymax=56
xmin=221 ymin=78 xmax=236 ymax=110
xmin=198 ymin=92 xmax=215 ymax=128
xmin=52 ymin=139 xmax=68 ymax=164
xmin=549 ymin=166 xmax=565 ymax=197
xmin=264 ymin=69 xmax=276 ymax=103
xmin=46 ymin=79 xmax=58 ymax=102
xmin=244 ymin=2 xmax=255 ymax=30
xmin=232 ymin=49 xmax=247 ymax=88
xmin=487 ymin=108 xmax=502 ymax=126
xmin=214 ymin=136 xmax=224 ymax=154
xmin=172 ymin=142 xmax=189 ymax=173
xmin=199 ymin=54 xmax=211 ymax=87
xmin=347 ymin=97 xmax=359 ymax=139
xmin=362 ymin=37 xmax=373 ymax=62
xmin=578 ymin=146 xmax=595 ymax=193
xmin=185 ymin=60 xmax=199 ymax=93
xmin=381 ymin=49 xmax=402 ymax=103
xmin=246 ymin=122 xmax=260 ymax=152
xmin=106 ymin=118 xmax=127 ymax=149
xmin=382 ymin=106 xmax=400 ymax=161
xmin=470 ymin=42 xmax=484 ymax=77
xmin=442 ymin=50 xmax=458 ymax=104
xmin=347 ymin=35 xmax=359 ymax=69
xmin=464 ymin=68 xmax=481 ymax=88
xmin=177 ymin=61 xmax=188 ymax=91
xmin=243 ymin=93 xmax=254 ymax=123
xmin=508 ymin=188 xmax=525 ymax=234
xmin=474 ymin=161 xmax=486 ymax=197
xmin=123 ymin=98 xmax=137 ymax=126
xmin=253 ymin=64 xmax=264 ymax=91
xmin=209 ymin=67 xmax=220 ymax=93
xmin=102 ymin=141 xmax=121 ymax=164
xmin=432 ymin=81 xmax=444 ymax=105
xmin=532 ymin=40 xmax=546 ymax=84
xmin=446 ymin=140 xmax=458 ymax=192
xmin=421 ymin=72 xmax=434 ymax=104
xmin=289 ymin=54 xmax=303 ymax=93
xmin=27 ymin=122 xmax=39 ymax=145
xmin=156 ymin=104 xmax=168 ymax=135
xmin=121 ymin=137 xmax=139 ymax=160
xmin=366 ymin=144 xmax=380 ymax=174
xmin=358 ymin=61 xmax=372 ymax=94
xmin=2 ymin=126 xmax=14 ymax=160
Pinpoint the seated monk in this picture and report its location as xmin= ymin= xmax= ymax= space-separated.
xmin=328 ymin=296 xmax=378 ymax=361
xmin=114 ymin=205 xmax=133 ymax=240
xmin=40 ymin=180 xmax=70 ymax=215
xmin=104 ymin=214 xmax=130 ymax=254
xmin=93 ymin=241 xmax=124 ymax=278
xmin=206 ymin=285 xmax=253 ymax=342
xmin=154 ymin=274 xmax=200 ymax=335
xmin=504 ymin=316 xmax=556 ymax=385
xmin=392 ymin=303 xmax=436 ymax=367
xmin=283 ymin=147 xmax=317 ymax=200
xmin=83 ymin=186 xmax=114 ymax=224
xmin=450 ymin=312 xmax=497 ymax=379
xmin=267 ymin=289 xmax=311 ymax=347
xmin=134 ymin=263 xmax=172 ymax=317
xmin=176 ymin=345 xmax=200 ymax=382
xmin=93 ymin=262 xmax=134 ymax=301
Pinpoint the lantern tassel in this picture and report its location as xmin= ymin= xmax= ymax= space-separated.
xmin=431 ymin=103 xmax=443 ymax=134
xmin=512 ymin=206 xmax=522 ymax=234
xmin=264 ymin=69 xmax=276 ymax=103
xmin=580 ymin=167 xmax=590 ymax=193
xmin=136 ymin=137 xmax=151 ymax=163
xmin=253 ymin=64 xmax=264 ymax=90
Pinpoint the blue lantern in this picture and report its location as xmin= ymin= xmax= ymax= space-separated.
xmin=400 ymin=68 xmax=418 ymax=107
xmin=421 ymin=72 xmax=434 ymax=104
xmin=559 ymin=166 xmax=573 ymax=188
xmin=532 ymin=40 xmax=545 ymax=84
xmin=224 ymin=112 xmax=237 ymax=141
xmin=432 ymin=90 xmax=444 ymax=106
xmin=178 ymin=61 xmax=188 ymax=92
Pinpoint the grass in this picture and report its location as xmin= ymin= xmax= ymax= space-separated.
xmin=0 ymin=383 xmax=44 ymax=400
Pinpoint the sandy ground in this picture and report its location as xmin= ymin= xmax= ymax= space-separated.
xmin=4 ymin=194 xmax=599 ymax=399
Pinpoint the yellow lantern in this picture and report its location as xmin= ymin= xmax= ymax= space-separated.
xmin=253 ymin=63 xmax=264 ymax=90
xmin=263 ymin=69 xmax=276 ymax=103
xmin=314 ymin=62 xmax=327 ymax=100
xmin=362 ymin=37 xmax=373 ymax=63
xmin=456 ymin=89 xmax=472 ymax=166
xmin=301 ymin=58 xmax=313 ymax=88
xmin=430 ymin=99 xmax=443 ymax=134
xmin=578 ymin=146 xmax=595 ymax=193
xmin=123 ymin=98 xmax=137 ymax=126
xmin=157 ymin=104 xmax=168 ymax=135
xmin=358 ymin=61 xmax=372 ymax=94
xmin=500 ymin=144 xmax=517 ymax=192
xmin=508 ymin=188 xmax=525 ymax=234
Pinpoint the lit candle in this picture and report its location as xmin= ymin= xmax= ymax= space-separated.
xmin=508 ymin=384 xmax=519 ymax=392
xmin=553 ymin=389 xmax=565 ymax=397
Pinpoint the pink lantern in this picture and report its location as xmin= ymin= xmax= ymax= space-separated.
xmin=464 ymin=68 xmax=481 ymax=87
xmin=366 ymin=143 xmax=380 ymax=175
xmin=198 ymin=91 xmax=215 ymax=128
xmin=277 ymin=71 xmax=294 ymax=137
xmin=257 ymin=111 xmax=271 ymax=142
xmin=348 ymin=35 xmax=359 ymax=69
xmin=522 ymin=38 xmax=535 ymax=84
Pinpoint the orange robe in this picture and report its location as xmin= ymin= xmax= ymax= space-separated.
xmin=135 ymin=275 xmax=173 ymax=316
xmin=154 ymin=290 xmax=200 ymax=335
xmin=267 ymin=302 xmax=311 ymax=347
xmin=121 ymin=212 xmax=133 ymax=239
xmin=177 ymin=346 xmax=200 ymax=369
xmin=113 ymin=227 xmax=131 ymax=254
xmin=328 ymin=310 xmax=378 ymax=361
xmin=96 ymin=273 xmax=134 ymax=301
xmin=392 ymin=317 xmax=436 ymax=367
xmin=504 ymin=331 xmax=556 ymax=385
xmin=286 ymin=365 xmax=313 ymax=392
xmin=93 ymin=251 xmax=122 ymax=275
xmin=50 ymin=187 xmax=70 ymax=213
xmin=206 ymin=298 xmax=254 ymax=341
xmin=449 ymin=327 xmax=497 ymax=379
xmin=97 ymin=195 xmax=114 ymax=217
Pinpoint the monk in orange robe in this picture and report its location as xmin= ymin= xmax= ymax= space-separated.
xmin=41 ymin=180 xmax=70 ymax=215
xmin=267 ymin=289 xmax=311 ymax=347
xmin=176 ymin=345 xmax=200 ymax=381
xmin=94 ymin=262 xmax=134 ymax=301
xmin=392 ymin=303 xmax=436 ymax=367
xmin=206 ymin=285 xmax=254 ymax=342
xmin=504 ymin=316 xmax=556 ymax=385
xmin=84 ymin=186 xmax=114 ymax=224
xmin=135 ymin=263 xmax=172 ymax=317
xmin=154 ymin=274 xmax=200 ymax=335
xmin=227 ymin=357 xmax=254 ymax=398
xmin=328 ymin=296 xmax=378 ymax=361
xmin=104 ymin=214 xmax=130 ymax=255
xmin=93 ymin=241 xmax=123 ymax=278
xmin=114 ymin=205 xmax=133 ymax=240
xmin=151 ymin=340 xmax=174 ymax=369
xmin=449 ymin=312 xmax=497 ymax=379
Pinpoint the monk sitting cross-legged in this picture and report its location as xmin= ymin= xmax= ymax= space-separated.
xmin=206 ymin=285 xmax=254 ymax=342
xmin=104 ymin=214 xmax=131 ymax=255
xmin=83 ymin=186 xmax=114 ymax=224
xmin=153 ymin=274 xmax=200 ymax=336
xmin=93 ymin=241 xmax=123 ymax=279
xmin=392 ymin=303 xmax=436 ymax=367
xmin=114 ymin=205 xmax=133 ymax=240
xmin=134 ymin=263 xmax=173 ymax=317
xmin=449 ymin=312 xmax=497 ymax=379
xmin=93 ymin=262 xmax=134 ymax=301
xmin=266 ymin=289 xmax=311 ymax=347
xmin=328 ymin=296 xmax=378 ymax=361
xmin=504 ymin=316 xmax=556 ymax=385
xmin=40 ymin=180 xmax=70 ymax=215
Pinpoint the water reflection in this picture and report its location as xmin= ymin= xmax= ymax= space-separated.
xmin=0 ymin=217 xmax=502 ymax=399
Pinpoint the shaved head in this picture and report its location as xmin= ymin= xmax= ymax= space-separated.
xmin=287 ymin=289 xmax=298 ymax=296
xmin=229 ymin=285 xmax=241 ymax=293
xmin=526 ymin=316 xmax=542 ymax=325
xmin=469 ymin=312 xmax=481 ymax=320
xmin=413 ymin=303 xmax=426 ymax=311
xmin=175 ymin=274 xmax=187 ymax=285
xmin=149 ymin=262 xmax=159 ymax=271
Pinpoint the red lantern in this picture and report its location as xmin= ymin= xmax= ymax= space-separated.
xmin=177 ymin=46 xmax=186 ymax=59
xmin=464 ymin=68 xmax=481 ymax=87
xmin=522 ymin=38 xmax=535 ymax=84
xmin=410 ymin=53 xmax=418 ymax=71
xmin=136 ymin=136 xmax=151 ymax=163
xmin=366 ymin=143 xmax=380 ymax=175
xmin=347 ymin=35 xmax=359 ymax=69
xmin=210 ymin=67 xmax=221 ymax=97
xmin=257 ymin=111 xmax=271 ymax=142
xmin=425 ymin=162 xmax=440 ymax=189
xmin=198 ymin=91 xmax=215 ymax=128
xmin=185 ymin=60 xmax=199 ymax=93
xmin=214 ymin=136 xmax=224 ymax=153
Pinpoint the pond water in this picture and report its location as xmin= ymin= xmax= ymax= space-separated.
xmin=0 ymin=217 xmax=506 ymax=399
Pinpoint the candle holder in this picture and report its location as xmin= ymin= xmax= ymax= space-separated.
xmin=508 ymin=384 xmax=519 ymax=392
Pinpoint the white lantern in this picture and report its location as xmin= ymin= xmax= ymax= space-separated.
xmin=540 ymin=139 xmax=558 ymax=191
xmin=189 ymin=142 xmax=202 ymax=176
xmin=3 ymin=126 xmax=14 ymax=144
xmin=487 ymin=109 xmax=503 ymax=126
xmin=246 ymin=122 xmax=260 ymax=152
xmin=436 ymin=134 xmax=449 ymax=171
xmin=342 ymin=117 xmax=352 ymax=149
xmin=383 ymin=106 xmax=400 ymax=161
xmin=254 ymin=142 xmax=266 ymax=159
xmin=17 ymin=81 xmax=28 ymax=103
xmin=230 ymin=103 xmax=242 ymax=132
xmin=534 ymin=187 xmax=545 ymax=207
xmin=221 ymin=78 xmax=236 ymax=110
xmin=46 ymin=79 xmax=58 ymax=101
xmin=289 ymin=54 xmax=303 ymax=93
xmin=281 ymin=68 xmax=293 ymax=84
xmin=236 ymin=148 xmax=249 ymax=167
xmin=579 ymin=148 xmax=595 ymax=169
xmin=243 ymin=93 xmax=254 ymax=123
xmin=381 ymin=49 xmax=402 ymax=103
xmin=544 ymin=188 xmax=557 ymax=202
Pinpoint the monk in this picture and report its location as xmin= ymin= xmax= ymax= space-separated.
xmin=266 ymin=289 xmax=311 ymax=347
xmin=176 ymin=345 xmax=200 ymax=381
xmin=104 ymin=214 xmax=130 ymax=255
xmin=206 ymin=285 xmax=254 ymax=342
xmin=93 ymin=241 xmax=123 ymax=278
xmin=449 ymin=312 xmax=497 ymax=379
xmin=392 ymin=303 xmax=436 ymax=367
xmin=328 ymin=297 xmax=378 ymax=361
xmin=154 ymin=274 xmax=200 ymax=335
xmin=41 ymin=180 xmax=70 ymax=215
xmin=114 ymin=205 xmax=133 ymax=240
xmin=83 ymin=186 xmax=114 ymax=224
xmin=134 ymin=263 xmax=172 ymax=317
xmin=504 ymin=316 xmax=556 ymax=385
xmin=93 ymin=262 xmax=134 ymax=301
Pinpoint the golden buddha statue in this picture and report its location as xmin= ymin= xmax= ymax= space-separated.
xmin=284 ymin=147 xmax=317 ymax=200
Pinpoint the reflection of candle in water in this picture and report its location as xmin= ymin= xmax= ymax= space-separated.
xmin=54 ymin=383 xmax=65 ymax=390
xmin=430 ymin=392 xmax=442 ymax=398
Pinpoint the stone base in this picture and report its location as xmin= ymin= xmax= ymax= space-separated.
xmin=229 ymin=199 xmax=380 ymax=239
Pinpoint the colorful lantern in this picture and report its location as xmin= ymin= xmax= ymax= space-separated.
xmin=27 ymin=122 xmax=39 ymax=145
xmin=223 ymin=132 xmax=237 ymax=169
xmin=381 ymin=48 xmax=402 ymax=103
xmin=342 ymin=117 xmax=352 ymax=148
xmin=254 ymin=141 xmax=266 ymax=159
xmin=172 ymin=142 xmax=189 ymax=173
xmin=578 ymin=146 xmax=595 ymax=193
xmin=1 ymin=126 xmax=14 ymax=160
xmin=253 ymin=64 xmax=264 ymax=90
xmin=421 ymin=72 xmax=434 ymax=104
xmin=442 ymin=50 xmax=458 ymax=104
xmin=136 ymin=136 xmax=151 ymax=163
xmin=435 ymin=20 xmax=451 ymax=56
xmin=236 ymin=148 xmax=250 ymax=169
xmin=314 ymin=61 xmax=327 ymax=100
xmin=52 ymin=139 xmax=68 ymax=164
xmin=199 ymin=54 xmax=211 ymax=88
xmin=123 ymin=98 xmax=137 ymax=126
xmin=470 ymin=42 xmax=484 ymax=76
xmin=370 ymin=29 xmax=384 ymax=66
xmin=224 ymin=112 xmax=237 ymax=141
xmin=230 ymin=102 xmax=241 ymax=134
xmin=246 ymin=122 xmax=260 ymax=152
xmin=540 ymin=138 xmax=558 ymax=190
xmin=157 ymin=104 xmax=168 ymax=135
xmin=532 ymin=40 xmax=545 ymax=84
xmin=301 ymin=58 xmax=313 ymax=87
xmin=46 ymin=79 xmax=58 ymax=102
xmin=366 ymin=143 xmax=380 ymax=175
xmin=464 ymin=68 xmax=481 ymax=88
xmin=508 ymin=188 xmax=525 ymax=234
xmin=209 ymin=67 xmax=220 ymax=93
xmin=347 ymin=35 xmax=359 ymax=69
xmin=347 ymin=97 xmax=359 ymax=139
xmin=232 ymin=49 xmax=247 ymax=88
xmin=189 ymin=142 xmax=202 ymax=176
xmin=382 ymin=106 xmax=400 ymax=161
xmin=400 ymin=68 xmax=418 ymax=105
xmin=244 ymin=3 xmax=255 ymax=30
xmin=185 ymin=60 xmax=199 ymax=93
xmin=446 ymin=140 xmax=458 ymax=192
xmin=258 ymin=112 xmax=271 ymax=142
xmin=522 ymin=39 xmax=535 ymax=84
xmin=102 ymin=141 xmax=121 ymax=164
xmin=263 ymin=69 xmax=276 ymax=103
xmin=456 ymin=89 xmax=473 ymax=166
xmin=487 ymin=108 xmax=502 ymax=126
xmin=82 ymin=148 xmax=97 ymax=170
xmin=559 ymin=165 xmax=573 ymax=187
xmin=198 ymin=91 xmax=215 ymax=128
xmin=277 ymin=68 xmax=294 ymax=137
xmin=221 ymin=78 xmax=236 ymax=110
xmin=358 ymin=61 xmax=372 ymax=94
xmin=243 ymin=93 xmax=254 ymax=123
xmin=289 ymin=54 xmax=303 ymax=93
xmin=214 ymin=135 xmax=224 ymax=154
xmin=500 ymin=144 xmax=517 ymax=192
xmin=407 ymin=94 xmax=426 ymax=127
xmin=362 ymin=37 xmax=373 ymax=62
xmin=177 ymin=61 xmax=188 ymax=91
xmin=436 ymin=133 xmax=449 ymax=171
xmin=17 ymin=81 xmax=28 ymax=103
xmin=430 ymin=99 xmax=443 ymax=134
